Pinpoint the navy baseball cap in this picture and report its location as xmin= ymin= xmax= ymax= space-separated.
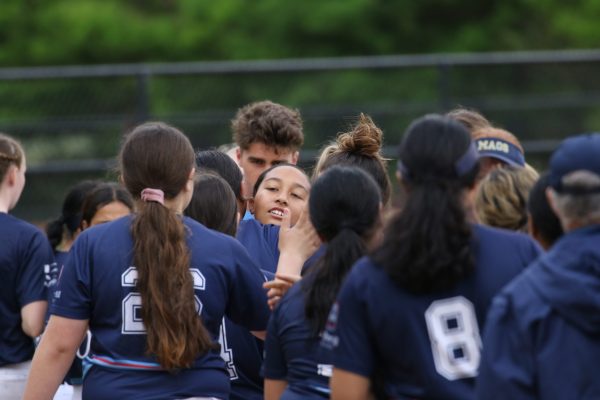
xmin=549 ymin=133 xmax=600 ymax=194
xmin=474 ymin=137 xmax=525 ymax=167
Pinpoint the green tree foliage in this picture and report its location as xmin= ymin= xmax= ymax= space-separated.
xmin=1 ymin=0 xmax=599 ymax=67
xmin=3 ymin=0 xmax=600 ymax=221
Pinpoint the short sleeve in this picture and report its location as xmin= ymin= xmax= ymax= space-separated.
xmin=321 ymin=268 xmax=374 ymax=377
xmin=17 ymin=229 xmax=53 ymax=306
xmin=236 ymin=220 xmax=280 ymax=273
xmin=263 ymin=309 xmax=287 ymax=380
xmin=477 ymin=295 xmax=535 ymax=400
xmin=49 ymin=233 xmax=92 ymax=320
xmin=225 ymin=240 xmax=270 ymax=331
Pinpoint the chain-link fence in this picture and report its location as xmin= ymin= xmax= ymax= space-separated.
xmin=3 ymin=49 xmax=600 ymax=222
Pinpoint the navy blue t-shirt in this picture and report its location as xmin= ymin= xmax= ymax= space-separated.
xmin=236 ymin=218 xmax=280 ymax=272
xmin=230 ymin=220 xmax=321 ymax=400
xmin=322 ymin=225 xmax=541 ymax=400
xmin=264 ymin=278 xmax=333 ymax=399
xmin=218 ymin=219 xmax=280 ymax=400
xmin=50 ymin=249 xmax=84 ymax=385
xmin=219 ymin=270 xmax=272 ymax=400
xmin=0 ymin=213 xmax=54 ymax=366
xmin=50 ymin=215 xmax=270 ymax=400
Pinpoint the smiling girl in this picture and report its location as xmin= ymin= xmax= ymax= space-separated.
xmin=249 ymin=164 xmax=310 ymax=227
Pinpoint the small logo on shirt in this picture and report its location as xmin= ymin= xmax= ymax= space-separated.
xmin=317 ymin=364 xmax=333 ymax=377
xmin=44 ymin=262 xmax=60 ymax=288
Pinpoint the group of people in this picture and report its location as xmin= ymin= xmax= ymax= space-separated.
xmin=0 ymin=99 xmax=599 ymax=400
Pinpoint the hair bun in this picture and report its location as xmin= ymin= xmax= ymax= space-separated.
xmin=337 ymin=114 xmax=383 ymax=157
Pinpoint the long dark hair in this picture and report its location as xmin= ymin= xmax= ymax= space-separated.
xmin=81 ymin=182 xmax=134 ymax=228
xmin=372 ymin=114 xmax=479 ymax=293
xmin=303 ymin=166 xmax=381 ymax=335
xmin=120 ymin=122 xmax=214 ymax=370
xmin=196 ymin=150 xmax=243 ymax=203
xmin=46 ymin=180 xmax=99 ymax=250
xmin=185 ymin=172 xmax=238 ymax=237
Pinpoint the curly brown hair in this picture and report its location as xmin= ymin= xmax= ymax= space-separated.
xmin=232 ymin=100 xmax=303 ymax=151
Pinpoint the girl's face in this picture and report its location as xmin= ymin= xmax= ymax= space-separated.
xmin=88 ymin=201 xmax=131 ymax=227
xmin=250 ymin=166 xmax=310 ymax=226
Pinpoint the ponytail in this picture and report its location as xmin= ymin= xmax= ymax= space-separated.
xmin=132 ymin=200 xmax=215 ymax=370
xmin=372 ymin=114 xmax=478 ymax=293
xmin=121 ymin=122 xmax=215 ymax=370
xmin=374 ymin=180 xmax=473 ymax=293
xmin=47 ymin=180 xmax=100 ymax=251
xmin=46 ymin=218 xmax=64 ymax=249
xmin=303 ymin=166 xmax=381 ymax=335
xmin=304 ymin=228 xmax=366 ymax=335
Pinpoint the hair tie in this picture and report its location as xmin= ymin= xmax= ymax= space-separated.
xmin=141 ymin=188 xmax=165 ymax=205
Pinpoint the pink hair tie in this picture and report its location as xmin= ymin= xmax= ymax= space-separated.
xmin=140 ymin=188 xmax=165 ymax=205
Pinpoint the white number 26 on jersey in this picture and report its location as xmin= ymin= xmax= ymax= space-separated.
xmin=121 ymin=266 xmax=206 ymax=334
xmin=424 ymin=296 xmax=481 ymax=380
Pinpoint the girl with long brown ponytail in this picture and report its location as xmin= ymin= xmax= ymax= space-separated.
xmin=24 ymin=122 xmax=270 ymax=400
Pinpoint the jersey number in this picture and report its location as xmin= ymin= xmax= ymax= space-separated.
xmin=121 ymin=266 xmax=206 ymax=334
xmin=217 ymin=319 xmax=239 ymax=380
xmin=424 ymin=296 xmax=481 ymax=380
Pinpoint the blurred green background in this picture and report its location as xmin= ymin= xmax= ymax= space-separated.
xmin=2 ymin=0 xmax=600 ymax=222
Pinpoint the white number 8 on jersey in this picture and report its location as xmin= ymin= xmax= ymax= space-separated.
xmin=425 ymin=296 xmax=481 ymax=380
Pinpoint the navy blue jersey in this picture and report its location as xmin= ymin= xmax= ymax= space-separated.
xmin=46 ymin=250 xmax=67 ymax=315
xmin=220 ymin=270 xmax=274 ymax=400
xmin=322 ymin=225 xmax=541 ymax=400
xmin=50 ymin=215 xmax=269 ymax=400
xmin=221 ymin=219 xmax=279 ymax=400
xmin=49 ymin=250 xmax=67 ymax=292
xmin=477 ymin=225 xmax=600 ymax=400
xmin=264 ymin=279 xmax=332 ymax=399
xmin=50 ymin=249 xmax=84 ymax=385
xmin=220 ymin=318 xmax=264 ymax=400
xmin=236 ymin=218 xmax=280 ymax=272
xmin=0 ymin=213 xmax=54 ymax=366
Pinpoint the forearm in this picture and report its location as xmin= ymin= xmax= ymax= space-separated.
xmin=21 ymin=300 xmax=48 ymax=338
xmin=330 ymin=368 xmax=371 ymax=400
xmin=23 ymin=315 xmax=88 ymax=400
xmin=264 ymin=378 xmax=288 ymax=400
xmin=23 ymin=336 xmax=77 ymax=400
xmin=275 ymin=251 xmax=306 ymax=276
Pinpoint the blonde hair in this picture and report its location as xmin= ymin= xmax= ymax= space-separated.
xmin=312 ymin=114 xmax=391 ymax=204
xmin=475 ymin=164 xmax=539 ymax=231
xmin=446 ymin=107 xmax=492 ymax=133
xmin=0 ymin=133 xmax=24 ymax=182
